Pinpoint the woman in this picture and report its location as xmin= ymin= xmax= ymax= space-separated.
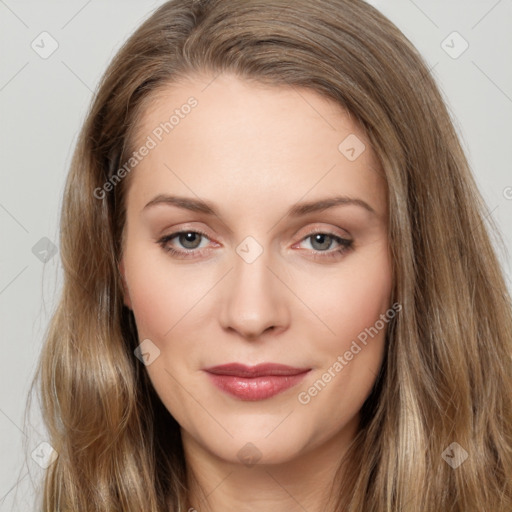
xmin=32 ymin=0 xmax=512 ymax=510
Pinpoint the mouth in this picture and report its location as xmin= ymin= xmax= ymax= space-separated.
xmin=203 ymin=363 xmax=311 ymax=401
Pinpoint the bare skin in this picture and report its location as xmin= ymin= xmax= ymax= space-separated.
xmin=119 ymin=73 xmax=392 ymax=512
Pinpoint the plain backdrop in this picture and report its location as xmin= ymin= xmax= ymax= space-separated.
xmin=0 ymin=0 xmax=511 ymax=509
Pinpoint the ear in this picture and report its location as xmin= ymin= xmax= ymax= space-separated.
xmin=118 ymin=259 xmax=133 ymax=309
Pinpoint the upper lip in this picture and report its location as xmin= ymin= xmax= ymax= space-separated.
xmin=204 ymin=363 xmax=311 ymax=377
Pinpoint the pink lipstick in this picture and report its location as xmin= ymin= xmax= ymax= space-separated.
xmin=203 ymin=363 xmax=311 ymax=401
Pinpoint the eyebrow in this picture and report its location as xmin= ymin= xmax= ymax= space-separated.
xmin=143 ymin=194 xmax=377 ymax=216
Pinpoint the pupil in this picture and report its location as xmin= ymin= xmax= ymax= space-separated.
xmin=313 ymin=234 xmax=331 ymax=251
xmin=181 ymin=232 xmax=200 ymax=249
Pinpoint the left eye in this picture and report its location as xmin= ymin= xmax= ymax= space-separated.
xmin=167 ymin=231 xmax=207 ymax=250
xmin=157 ymin=230 xmax=211 ymax=256
xmin=299 ymin=232 xmax=349 ymax=252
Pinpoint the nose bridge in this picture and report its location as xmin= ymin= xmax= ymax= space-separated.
xmin=219 ymin=237 xmax=289 ymax=338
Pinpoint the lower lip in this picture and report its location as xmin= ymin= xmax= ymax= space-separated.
xmin=205 ymin=371 xmax=310 ymax=401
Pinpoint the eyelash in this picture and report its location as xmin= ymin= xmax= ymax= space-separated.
xmin=157 ymin=228 xmax=353 ymax=261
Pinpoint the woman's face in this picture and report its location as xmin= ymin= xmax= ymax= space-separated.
xmin=120 ymin=73 xmax=392 ymax=466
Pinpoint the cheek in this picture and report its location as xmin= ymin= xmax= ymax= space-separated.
xmin=126 ymin=270 xmax=175 ymax=339
xmin=293 ymin=243 xmax=392 ymax=414
xmin=302 ymin=243 xmax=393 ymax=352
xmin=124 ymin=249 xmax=209 ymax=340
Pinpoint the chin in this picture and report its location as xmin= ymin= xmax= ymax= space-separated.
xmin=183 ymin=413 xmax=319 ymax=466
xmin=214 ymin=435 xmax=306 ymax=466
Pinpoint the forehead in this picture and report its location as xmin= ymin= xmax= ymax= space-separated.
xmin=126 ymin=73 xmax=387 ymax=217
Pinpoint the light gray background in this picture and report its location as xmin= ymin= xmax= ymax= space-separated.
xmin=1 ymin=0 xmax=511 ymax=509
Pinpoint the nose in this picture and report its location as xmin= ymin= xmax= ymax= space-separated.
xmin=218 ymin=247 xmax=290 ymax=341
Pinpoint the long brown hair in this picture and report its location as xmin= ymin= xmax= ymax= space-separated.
xmin=29 ymin=0 xmax=512 ymax=510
